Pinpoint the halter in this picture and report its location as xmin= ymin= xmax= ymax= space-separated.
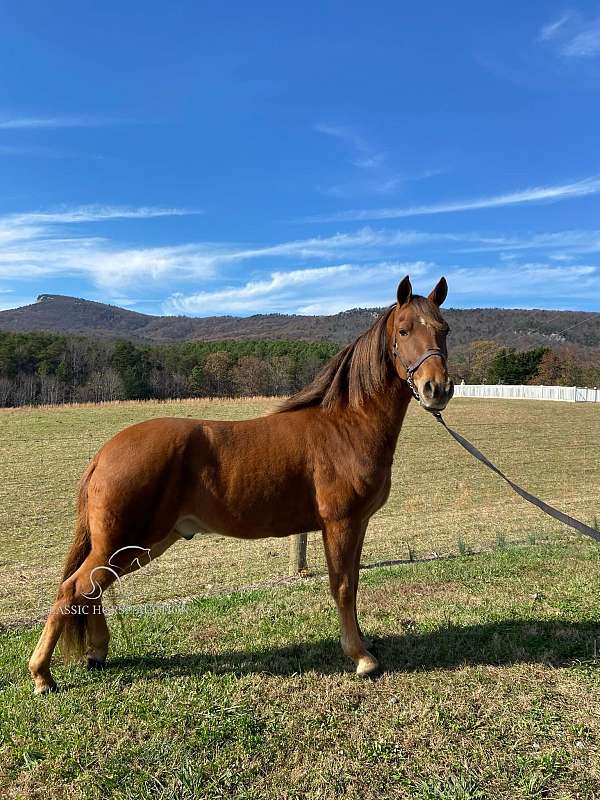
xmin=392 ymin=334 xmax=447 ymax=402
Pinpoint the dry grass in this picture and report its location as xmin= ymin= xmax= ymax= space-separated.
xmin=0 ymin=397 xmax=598 ymax=624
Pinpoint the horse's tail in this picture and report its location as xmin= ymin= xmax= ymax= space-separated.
xmin=60 ymin=459 xmax=96 ymax=661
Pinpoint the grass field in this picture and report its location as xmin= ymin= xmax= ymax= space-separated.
xmin=1 ymin=542 xmax=600 ymax=799
xmin=0 ymin=397 xmax=598 ymax=624
xmin=1 ymin=398 xmax=599 ymax=798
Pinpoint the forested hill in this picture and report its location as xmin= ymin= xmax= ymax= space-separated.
xmin=0 ymin=293 xmax=599 ymax=351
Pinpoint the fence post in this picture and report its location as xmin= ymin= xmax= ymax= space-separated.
xmin=289 ymin=533 xmax=308 ymax=575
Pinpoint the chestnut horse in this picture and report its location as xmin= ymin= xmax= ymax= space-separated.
xmin=29 ymin=275 xmax=453 ymax=694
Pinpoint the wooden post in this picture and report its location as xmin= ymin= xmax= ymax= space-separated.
xmin=289 ymin=533 xmax=308 ymax=575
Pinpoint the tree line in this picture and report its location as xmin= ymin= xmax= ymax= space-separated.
xmin=0 ymin=331 xmax=339 ymax=406
xmin=0 ymin=330 xmax=598 ymax=407
xmin=449 ymin=340 xmax=600 ymax=388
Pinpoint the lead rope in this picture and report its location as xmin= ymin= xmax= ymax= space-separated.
xmin=432 ymin=411 xmax=600 ymax=544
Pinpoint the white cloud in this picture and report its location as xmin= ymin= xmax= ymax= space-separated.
xmin=457 ymin=229 xmax=600 ymax=255
xmin=314 ymin=123 xmax=384 ymax=168
xmin=562 ymin=25 xmax=600 ymax=57
xmin=538 ymin=12 xmax=600 ymax=58
xmin=304 ymin=176 xmax=600 ymax=222
xmin=164 ymin=261 xmax=432 ymax=315
xmin=441 ymin=262 xmax=600 ymax=303
xmin=0 ymin=114 xmax=129 ymax=129
xmin=538 ymin=13 xmax=573 ymax=42
xmin=164 ymin=258 xmax=600 ymax=315
xmin=0 ymin=206 xmax=205 ymax=289
xmin=3 ymin=199 xmax=600 ymax=313
xmin=166 ymin=265 xmax=353 ymax=314
xmin=0 ymin=144 xmax=70 ymax=158
xmin=0 ymin=209 xmax=443 ymax=292
xmin=549 ymin=253 xmax=576 ymax=262
xmin=5 ymin=205 xmax=199 ymax=225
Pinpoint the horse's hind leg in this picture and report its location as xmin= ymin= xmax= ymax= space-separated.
xmin=30 ymin=528 xmax=181 ymax=694
xmin=29 ymin=549 xmax=116 ymax=694
xmin=86 ymin=604 xmax=110 ymax=669
xmin=84 ymin=528 xmax=180 ymax=670
xmin=28 ymin=601 xmax=68 ymax=694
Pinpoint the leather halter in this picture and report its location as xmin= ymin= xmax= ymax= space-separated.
xmin=392 ymin=336 xmax=447 ymax=402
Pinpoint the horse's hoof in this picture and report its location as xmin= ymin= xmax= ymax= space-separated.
xmin=87 ymin=658 xmax=105 ymax=671
xmin=33 ymin=681 xmax=57 ymax=696
xmin=356 ymin=654 xmax=380 ymax=679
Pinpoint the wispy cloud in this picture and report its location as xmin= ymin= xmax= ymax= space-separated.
xmin=0 ymin=206 xmax=206 ymax=288
xmin=538 ymin=11 xmax=600 ymax=58
xmin=5 ymin=205 xmax=200 ymax=226
xmin=165 ymin=261 xmax=432 ymax=315
xmin=0 ymin=211 xmax=442 ymax=292
xmin=538 ymin=13 xmax=573 ymax=42
xmin=0 ymin=144 xmax=72 ymax=158
xmin=456 ymin=229 xmax=600 ymax=255
xmin=314 ymin=122 xmax=446 ymax=199
xmin=442 ymin=263 xmax=600 ymax=305
xmin=3 ymin=199 xmax=600 ymax=312
xmin=0 ymin=114 xmax=130 ymax=129
xmin=304 ymin=176 xmax=600 ymax=222
xmin=164 ymin=258 xmax=600 ymax=315
xmin=314 ymin=123 xmax=385 ymax=169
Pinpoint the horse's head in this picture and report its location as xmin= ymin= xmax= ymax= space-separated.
xmin=388 ymin=275 xmax=454 ymax=412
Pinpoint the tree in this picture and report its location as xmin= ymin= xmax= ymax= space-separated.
xmin=529 ymin=351 xmax=564 ymax=385
xmin=82 ymin=369 xmax=125 ymax=402
xmin=203 ymin=351 xmax=232 ymax=396
xmin=0 ymin=377 xmax=12 ymax=406
xmin=465 ymin=340 xmax=502 ymax=383
xmin=189 ymin=365 xmax=204 ymax=395
xmin=231 ymin=356 xmax=269 ymax=396
xmin=267 ymin=356 xmax=294 ymax=395
xmin=111 ymin=341 xmax=152 ymax=400
xmin=487 ymin=347 xmax=548 ymax=385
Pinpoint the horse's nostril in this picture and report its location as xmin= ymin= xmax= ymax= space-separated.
xmin=423 ymin=380 xmax=435 ymax=399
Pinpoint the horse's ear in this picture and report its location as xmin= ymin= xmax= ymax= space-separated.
xmin=428 ymin=276 xmax=448 ymax=307
xmin=396 ymin=275 xmax=412 ymax=307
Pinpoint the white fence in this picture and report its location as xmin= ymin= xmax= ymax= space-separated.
xmin=453 ymin=384 xmax=600 ymax=403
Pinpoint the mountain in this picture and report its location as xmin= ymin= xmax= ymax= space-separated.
xmin=0 ymin=293 xmax=599 ymax=352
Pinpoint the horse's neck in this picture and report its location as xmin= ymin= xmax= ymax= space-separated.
xmin=338 ymin=381 xmax=412 ymax=463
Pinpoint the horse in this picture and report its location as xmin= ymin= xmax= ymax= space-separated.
xmin=29 ymin=275 xmax=453 ymax=694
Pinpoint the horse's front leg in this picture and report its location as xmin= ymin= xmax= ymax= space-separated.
xmin=352 ymin=524 xmax=372 ymax=648
xmin=322 ymin=518 xmax=379 ymax=677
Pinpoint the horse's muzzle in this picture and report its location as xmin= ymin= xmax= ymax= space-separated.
xmin=419 ymin=378 xmax=454 ymax=412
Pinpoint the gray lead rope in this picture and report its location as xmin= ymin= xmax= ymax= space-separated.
xmin=432 ymin=412 xmax=600 ymax=544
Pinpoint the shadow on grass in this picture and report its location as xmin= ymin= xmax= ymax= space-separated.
xmin=107 ymin=618 xmax=600 ymax=680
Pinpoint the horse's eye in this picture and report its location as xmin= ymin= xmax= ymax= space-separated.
xmin=398 ymin=329 xmax=409 ymax=337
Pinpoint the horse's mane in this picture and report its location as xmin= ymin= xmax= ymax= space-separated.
xmin=276 ymin=305 xmax=395 ymax=413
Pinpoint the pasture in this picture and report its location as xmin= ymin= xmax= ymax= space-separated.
xmin=0 ymin=397 xmax=598 ymax=623
xmin=1 ymin=397 xmax=599 ymax=798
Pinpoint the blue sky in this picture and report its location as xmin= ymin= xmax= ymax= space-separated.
xmin=2 ymin=1 xmax=600 ymax=316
